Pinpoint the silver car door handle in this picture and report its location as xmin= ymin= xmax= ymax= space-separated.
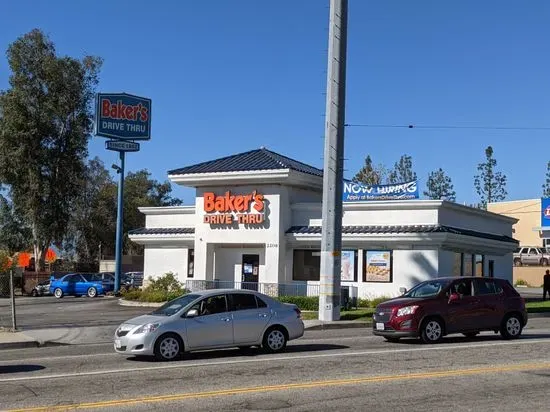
xmin=259 ymin=313 xmax=268 ymax=318
xmin=220 ymin=317 xmax=231 ymax=322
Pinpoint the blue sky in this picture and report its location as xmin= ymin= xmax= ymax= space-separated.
xmin=1 ymin=0 xmax=549 ymax=205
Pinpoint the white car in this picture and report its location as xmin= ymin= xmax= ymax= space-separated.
xmin=114 ymin=289 xmax=304 ymax=361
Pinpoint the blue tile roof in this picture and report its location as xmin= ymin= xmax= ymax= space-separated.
xmin=286 ymin=224 xmax=518 ymax=244
xmin=128 ymin=227 xmax=195 ymax=235
xmin=167 ymin=147 xmax=323 ymax=177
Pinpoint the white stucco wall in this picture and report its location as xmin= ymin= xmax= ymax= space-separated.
xmin=143 ymin=247 xmax=188 ymax=283
xmin=144 ymin=207 xmax=196 ymax=228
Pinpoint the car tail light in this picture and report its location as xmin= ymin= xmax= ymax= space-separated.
xmin=294 ymin=308 xmax=302 ymax=319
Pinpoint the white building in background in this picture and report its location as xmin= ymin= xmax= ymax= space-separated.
xmin=128 ymin=148 xmax=518 ymax=298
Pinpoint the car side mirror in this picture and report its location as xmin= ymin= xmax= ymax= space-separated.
xmin=186 ymin=309 xmax=199 ymax=318
xmin=448 ymin=293 xmax=460 ymax=304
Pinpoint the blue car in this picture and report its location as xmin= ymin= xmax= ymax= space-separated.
xmin=50 ymin=273 xmax=105 ymax=298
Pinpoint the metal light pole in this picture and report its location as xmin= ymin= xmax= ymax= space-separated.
xmin=114 ymin=151 xmax=126 ymax=294
xmin=319 ymin=0 xmax=348 ymax=322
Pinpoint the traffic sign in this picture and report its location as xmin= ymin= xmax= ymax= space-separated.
xmin=105 ymin=140 xmax=140 ymax=152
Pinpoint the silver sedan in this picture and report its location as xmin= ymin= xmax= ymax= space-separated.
xmin=114 ymin=288 xmax=305 ymax=361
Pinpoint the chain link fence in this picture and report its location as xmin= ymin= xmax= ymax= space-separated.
xmin=0 ymin=272 xmax=17 ymax=330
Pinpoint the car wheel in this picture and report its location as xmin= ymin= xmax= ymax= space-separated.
xmin=420 ymin=318 xmax=444 ymax=344
xmin=513 ymin=258 xmax=522 ymax=266
xmin=87 ymin=287 xmax=97 ymax=298
xmin=262 ymin=326 xmax=288 ymax=353
xmin=384 ymin=337 xmax=400 ymax=343
xmin=31 ymin=289 xmax=38 ymax=297
xmin=500 ymin=314 xmax=523 ymax=339
xmin=542 ymin=258 xmax=549 ymax=266
xmin=54 ymin=288 xmax=64 ymax=298
xmin=154 ymin=333 xmax=182 ymax=361
xmin=462 ymin=332 xmax=479 ymax=338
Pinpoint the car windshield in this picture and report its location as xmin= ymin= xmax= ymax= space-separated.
xmin=403 ymin=279 xmax=452 ymax=298
xmin=150 ymin=294 xmax=201 ymax=316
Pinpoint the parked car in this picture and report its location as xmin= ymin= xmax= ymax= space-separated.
xmin=513 ymin=246 xmax=550 ymax=266
xmin=372 ymin=276 xmax=527 ymax=344
xmin=114 ymin=289 xmax=304 ymax=361
xmin=87 ymin=272 xmax=116 ymax=293
xmin=31 ymin=280 xmax=51 ymax=297
xmin=124 ymin=271 xmax=144 ymax=287
xmin=50 ymin=273 xmax=105 ymax=298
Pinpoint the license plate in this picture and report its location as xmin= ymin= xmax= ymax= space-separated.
xmin=114 ymin=339 xmax=122 ymax=349
xmin=376 ymin=322 xmax=385 ymax=331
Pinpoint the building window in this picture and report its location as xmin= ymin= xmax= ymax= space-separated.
xmin=463 ymin=254 xmax=473 ymax=277
xmin=293 ymin=250 xmax=321 ymax=281
xmin=364 ymin=250 xmax=393 ymax=283
xmin=475 ymin=254 xmax=484 ymax=277
xmin=488 ymin=260 xmax=495 ymax=278
xmin=341 ymin=250 xmax=358 ymax=282
xmin=452 ymin=252 xmax=462 ymax=276
xmin=188 ymin=249 xmax=194 ymax=278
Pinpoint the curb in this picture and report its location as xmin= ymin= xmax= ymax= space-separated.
xmin=0 ymin=339 xmax=68 ymax=351
xmin=305 ymin=321 xmax=372 ymax=331
xmin=118 ymin=298 xmax=163 ymax=307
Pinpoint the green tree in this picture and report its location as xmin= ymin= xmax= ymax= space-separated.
xmin=352 ymin=155 xmax=387 ymax=185
xmin=542 ymin=161 xmax=550 ymax=197
xmin=474 ymin=146 xmax=507 ymax=209
xmin=123 ymin=170 xmax=183 ymax=255
xmin=0 ymin=29 xmax=102 ymax=271
xmin=63 ymin=157 xmax=117 ymax=263
xmin=0 ymin=194 xmax=32 ymax=253
xmin=424 ymin=168 xmax=456 ymax=201
xmin=388 ymin=154 xmax=417 ymax=184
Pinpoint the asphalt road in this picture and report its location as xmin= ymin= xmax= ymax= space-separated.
xmin=0 ymin=296 xmax=150 ymax=330
xmin=2 ymin=319 xmax=550 ymax=411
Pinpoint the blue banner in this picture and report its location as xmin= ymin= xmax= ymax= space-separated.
xmin=542 ymin=198 xmax=550 ymax=227
xmin=95 ymin=93 xmax=152 ymax=140
xmin=343 ymin=180 xmax=419 ymax=202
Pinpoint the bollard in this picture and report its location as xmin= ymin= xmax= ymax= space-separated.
xmin=10 ymin=270 xmax=16 ymax=331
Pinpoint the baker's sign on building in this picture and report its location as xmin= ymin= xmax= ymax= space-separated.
xmin=95 ymin=93 xmax=152 ymax=140
xmin=203 ymin=191 xmax=265 ymax=225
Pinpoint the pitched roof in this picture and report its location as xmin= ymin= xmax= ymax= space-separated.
xmin=167 ymin=147 xmax=323 ymax=177
xmin=128 ymin=227 xmax=195 ymax=236
xmin=286 ymin=224 xmax=518 ymax=244
xmin=129 ymin=224 xmax=517 ymax=244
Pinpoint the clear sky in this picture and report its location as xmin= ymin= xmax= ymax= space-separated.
xmin=1 ymin=0 xmax=549 ymax=206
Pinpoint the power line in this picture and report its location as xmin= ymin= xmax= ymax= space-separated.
xmin=344 ymin=123 xmax=550 ymax=131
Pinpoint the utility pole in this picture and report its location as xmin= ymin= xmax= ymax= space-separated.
xmin=319 ymin=0 xmax=348 ymax=322
xmin=114 ymin=151 xmax=126 ymax=294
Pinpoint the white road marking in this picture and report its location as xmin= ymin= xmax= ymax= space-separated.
xmin=0 ymin=336 xmax=374 ymax=364
xmin=1 ymin=337 xmax=549 ymax=383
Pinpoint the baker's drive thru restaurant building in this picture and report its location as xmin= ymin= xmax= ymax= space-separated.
xmin=128 ymin=148 xmax=518 ymax=298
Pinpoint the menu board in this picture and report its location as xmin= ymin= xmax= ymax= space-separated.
xmin=365 ymin=251 xmax=392 ymax=282
xmin=341 ymin=250 xmax=356 ymax=282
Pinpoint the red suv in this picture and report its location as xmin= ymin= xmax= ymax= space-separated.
xmin=372 ymin=277 xmax=528 ymax=344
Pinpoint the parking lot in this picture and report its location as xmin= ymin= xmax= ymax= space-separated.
xmin=0 ymin=295 xmax=148 ymax=330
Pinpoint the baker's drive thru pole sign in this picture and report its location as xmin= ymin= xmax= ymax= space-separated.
xmin=95 ymin=93 xmax=152 ymax=140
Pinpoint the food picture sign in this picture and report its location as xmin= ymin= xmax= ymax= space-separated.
xmin=203 ymin=190 xmax=265 ymax=225
xmin=365 ymin=251 xmax=392 ymax=282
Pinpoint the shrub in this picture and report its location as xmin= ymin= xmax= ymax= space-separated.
xmin=357 ymin=296 xmax=392 ymax=308
xmin=275 ymin=296 xmax=319 ymax=311
xmin=121 ymin=272 xmax=188 ymax=303
xmin=514 ymin=279 xmax=531 ymax=287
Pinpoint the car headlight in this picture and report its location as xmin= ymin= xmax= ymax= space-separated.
xmin=133 ymin=323 xmax=160 ymax=334
xmin=396 ymin=306 xmax=419 ymax=317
